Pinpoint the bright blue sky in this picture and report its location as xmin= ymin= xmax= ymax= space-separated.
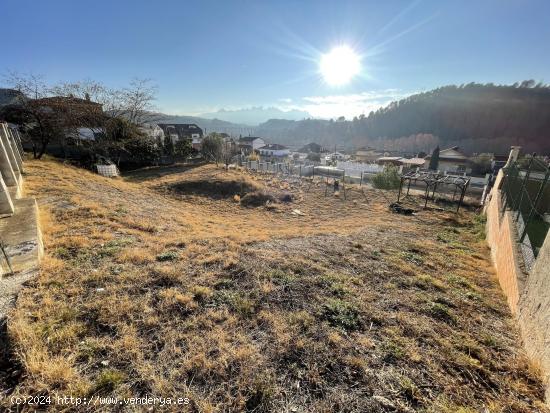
xmin=2 ymin=0 xmax=549 ymax=119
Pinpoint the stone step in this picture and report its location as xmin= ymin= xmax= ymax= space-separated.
xmin=0 ymin=198 xmax=43 ymax=318
xmin=0 ymin=198 xmax=42 ymax=274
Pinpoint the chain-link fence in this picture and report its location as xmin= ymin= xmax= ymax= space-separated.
xmin=500 ymin=156 xmax=550 ymax=267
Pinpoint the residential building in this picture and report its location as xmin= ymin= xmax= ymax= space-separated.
xmin=33 ymin=96 xmax=103 ymax=116
xmin=258 ymin=144 xmax=290 ymax=158
xmin=376 ymin=156 xmax=404 ymax=166
xmin=298 ymin=142 xmax=327 ymax=154
xmin=157 ymin=123 xmax=203 ymax=147
xmin=238 ymin=136 xmax=265 ymax=153
xmin=376 ymin=156 xmax=426 ymax=168
xmin=33 ymin=96 xmax=105 ymax=145
xmin=424 ymin=146 xmax=471 ymax=173
xmin=139 ymin=124 xmax=165 ymax=146
xmin=0 ymin=88 xmax=25 ymax=108
xmin=355 ymin=146 xmax=382 ymax=162
xmin=330 ymin=151 xmax=349 ymax=161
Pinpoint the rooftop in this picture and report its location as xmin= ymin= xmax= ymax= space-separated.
xmin=259 ymin=144 xmax=288 ymax=150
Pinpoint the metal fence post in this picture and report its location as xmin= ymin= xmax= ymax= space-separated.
xmin=520 ymin=168 xmax=550 ymax=243
xmin=514 ymin=155 xmax=535 ymax=221
xmin=501 ymin=163 xmax=519 ymax=213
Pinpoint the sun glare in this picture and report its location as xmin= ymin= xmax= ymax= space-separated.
xmin=320 ymin=45 xmax=361 ymax=86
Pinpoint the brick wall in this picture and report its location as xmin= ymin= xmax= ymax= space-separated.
xmin=485 ymin=190 xmax=524 ymax=313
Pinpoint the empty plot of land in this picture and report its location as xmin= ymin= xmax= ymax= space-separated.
xmin=1 ymin=159 xmax=547 ymax=412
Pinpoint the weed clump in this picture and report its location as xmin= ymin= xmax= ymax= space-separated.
xmin=426 ymin=302 xmax=456 ymax=324
xmin=240 ymin=191 xmax=276 ymax=207
xmin=91 ymin=369 xmax=125 ymax=394
xmin=156 ymin=250 xmax=179 ymax=262
xmin=321 ymin=299 xmax=361 ymax=331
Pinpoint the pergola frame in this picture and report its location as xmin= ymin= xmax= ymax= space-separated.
xmin=306 ymin=166 xmax=347 ymax=200
xmin=396 ymin=170 xmax=470 ymax=212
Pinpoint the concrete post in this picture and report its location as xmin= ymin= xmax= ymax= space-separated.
xmin=0 ymin=124 xmax=22 ymax=176
xmin=5 ymin=127 xmax=23 ymax=173
xmin=0 ymin=174 xmax=15 ymax=215
xmin=505 ymin=146 xmax=521 ymax=167
xmin=0 ymin=126 xmax=19 ymax=187
xmin=10 ymin=128 xmax=24 ymax=157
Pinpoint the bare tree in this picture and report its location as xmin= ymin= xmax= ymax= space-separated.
xmin=51 ymin=79 xmax=118 ymax=112
xmin=1 ymin=72 xmax=108 ymax=158
xmin=52 ymin=77 xmax=158 ymax=126
xmin=119 ymin=78 xmax=158 ymax=126
xmin=4 ymin=71 xmax=49 ymax=99
xmin=221 ymin=138 xmax=239 ymax=169
xmin=1 ymin=72 xmax=59 ymax=158
xmin=2 ymin=73 xmax=160 ymax=160
xmin=201 ymin=133 xmax=224 ymax=166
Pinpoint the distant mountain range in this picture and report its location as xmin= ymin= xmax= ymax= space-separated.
xmin=198 ymin=106 xmax=311 ymax=125
xmin=155 ymin=82 xmax=550 ymax=154
xmin=149 ymin=113 xmax=256 ymax=136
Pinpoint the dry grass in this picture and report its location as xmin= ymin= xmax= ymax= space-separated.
xmin=1 ymin=158 xmax=548 ymax=412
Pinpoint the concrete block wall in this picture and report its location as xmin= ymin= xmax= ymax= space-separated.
xmin=519 ymin=233 xmax=550 ymax=401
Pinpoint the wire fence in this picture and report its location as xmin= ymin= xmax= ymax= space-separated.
xmin=500 ymin=156 xmax=550 ymax=267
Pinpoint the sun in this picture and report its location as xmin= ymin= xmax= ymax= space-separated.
xmin=320 ymin=45 xmax=361 ymax=86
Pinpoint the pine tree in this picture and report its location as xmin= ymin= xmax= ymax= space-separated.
xmin=164 ymin=135 xmax=174 ymax=155
xmin=429 ymin=146 xmax=440 ymax=170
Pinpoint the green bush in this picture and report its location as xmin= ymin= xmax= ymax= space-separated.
xmin=371 ymin=165 xmax=401 ymax=189
xmin=321 ymin=299 xmax=361 ymax=331
xmin=156 ymin=251 xmax=179 ymax=262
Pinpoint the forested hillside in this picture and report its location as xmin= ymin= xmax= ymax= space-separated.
xmin=255 ymin=82 xmax=550 ymax=154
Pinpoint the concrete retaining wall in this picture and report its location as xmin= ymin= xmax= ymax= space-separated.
xmin=519 ymin=227 xmax=550 ymax=401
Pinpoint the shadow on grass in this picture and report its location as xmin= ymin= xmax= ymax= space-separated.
xmin=122 ymin=160 xmax=208 ymax=183
xmin=165 ymin=178 xmax=260 ymax=199
xmin=0 ymin=317 xmax=22 ymax=395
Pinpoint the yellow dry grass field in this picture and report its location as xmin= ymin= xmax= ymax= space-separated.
xmin=2 ymin=158 xmax=548 ymax=412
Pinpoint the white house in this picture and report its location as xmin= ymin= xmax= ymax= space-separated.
xmin=258 ymin=144 xmax=290 ymax=157
xmin=322 ymin=151 xmax=349 ymax=164
xmin=238 ymin=136 xmax=265 ymax=152
xmin=65 ymin=127 xmax=104 ymax=142
xmin=140 ymin=124 xmax=165 ymax=144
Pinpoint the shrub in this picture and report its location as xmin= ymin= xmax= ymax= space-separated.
xmin=156 ymin=251 xmax=179 ymax=262
xmin=306 ymin=152 xmax=321 ymax=162
xmin=92 ymin=369 xmax=126 ymax=394
xmin=321 ymin=299 xmax=361 ymax=331
xmin=240 ymin=191 xmax=276 ymax=207
xmin=279 ymin=192 xmax=294 ymax=203
xmin=248 ymin=151 xmax=260 ymax=161
xmin=371 ymin=165 xmax=401 ymax=189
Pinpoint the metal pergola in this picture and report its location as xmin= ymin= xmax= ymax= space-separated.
xmin=396 ymin=170 xmax=471 ymax=212
xmin=306 ymin=166 xmax=347 ymax=200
